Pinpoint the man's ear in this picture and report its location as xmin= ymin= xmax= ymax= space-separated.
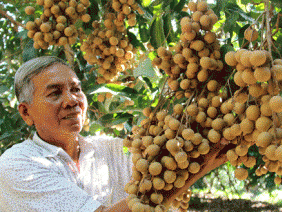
xmin=18 ymin=102 xmax=34 ymax=126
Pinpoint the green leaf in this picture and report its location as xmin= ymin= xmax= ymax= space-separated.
xmin=127 ymin=31 xmax=146 ymax=51
xmin=139 ymin=23 xmax=150 ymax=42
xmin=0 ymin=85 xmax=9 ymax=95
xmin=173 ymin=0 xmax=186 ymax=12
xmin=22 ymin=39 xmax=37 ymax=62
xmin=238 ymin=24 xmax=250 ymax=47
xmin=105 ymin=84 xmax=139 ymax=97
xmin=150 ymin=16 xmax=166 ymax=49
xmin=142 ymin=0 xmax=151 ymax=7
xmin=163 ymin=14 xmax=175 ymax=44
xmin=98 ymin=113 xmax=133 ymax=127
xmin=133 ymin=57 xmax=156 ymax=78
xmin=223 ymin=13 xmax=239 ymax=34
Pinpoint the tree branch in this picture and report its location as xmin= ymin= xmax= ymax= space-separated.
xmin=0 ymin=9 xmax=25 ymax=31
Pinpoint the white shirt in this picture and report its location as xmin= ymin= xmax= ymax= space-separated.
xmin=0 ymin=133 xmax=132 ymax=212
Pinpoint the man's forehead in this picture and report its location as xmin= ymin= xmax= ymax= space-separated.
xmin=32 ymin=64 xmax=80 ymax=90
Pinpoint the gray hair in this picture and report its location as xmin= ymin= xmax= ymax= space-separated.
xmin=14 ymin=56 xmax=69 ymax=104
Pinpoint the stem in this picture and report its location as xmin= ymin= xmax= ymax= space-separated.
xmin=0 ymin=9 xmax=25 ymax=31
xmin=64 ymin=44 xmax=75 ymax=68
xmin=265 ymin=0 xmax=273 ymax=63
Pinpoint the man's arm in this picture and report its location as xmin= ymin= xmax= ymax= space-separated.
xmin=96 ymin=199 xmax=131 ymax=212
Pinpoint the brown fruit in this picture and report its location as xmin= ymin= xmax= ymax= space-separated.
xmin=164 ymin=170 xmax=177 ymax=184
xmin=188 ymin=162 xmax=200 ymax=174
xmin=200 ymin=15 xmax=211 ymax=27
xmin=244 ymin=28 xmax=259 ymax=42
xmin=149 ymin=162 xmax=162 ymax=176
xmin=44 ymin=0 xmax=53 ymax=8
xmin=192 ymin=11 xmax=203 ymax=22
xmin=197 ymin=1 xmax=208 ymax=12
xmin=249 ymin=50 xmax=267 ymax=67
xmin=225 ymin=51 xmax=237 ymax=66
xmin=25 ymin=6 xmax=35 ymax=15
xmin=188 ymin=2 xmax=197 ymax=12
xmin=81 ymin=14 xmax=91 ymax=22
xmin=269 ymin=96 xmax=282 ymax=113
xmin=234 ymin=167 xmax=248 ymax=180
xmin=254 ymin=67 xmax=271 ymax=82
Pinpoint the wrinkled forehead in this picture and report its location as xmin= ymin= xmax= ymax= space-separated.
xmin=32 ymin=63 xmax=81 ymax=92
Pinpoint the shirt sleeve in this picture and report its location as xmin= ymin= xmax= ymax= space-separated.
xmin=0 ymin=153 xmax=101 ymax=212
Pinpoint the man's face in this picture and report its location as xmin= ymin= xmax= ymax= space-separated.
xmin=26 ymin=63 xmax=88 ymax=142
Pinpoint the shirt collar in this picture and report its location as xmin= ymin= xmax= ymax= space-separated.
xmin=32 ymin=132 xmax=63 ymax=158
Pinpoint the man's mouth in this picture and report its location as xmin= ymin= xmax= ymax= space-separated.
xmin=63 ymin=113 xmax=80 ymax=119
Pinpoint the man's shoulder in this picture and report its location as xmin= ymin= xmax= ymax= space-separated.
xmin=0 ymin=138 xmax=43 ymax=162
xmin=85 ymin=135 xmax=123 ymax=146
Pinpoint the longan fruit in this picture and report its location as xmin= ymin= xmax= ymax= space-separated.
xmin=56 ymin=16 xmax=67 ymax=24
xmin=244 ymin=28 xmax=259 ymax=42
xmin=150 ymin=193 xmax=163 ymax=205
xmin=197 ymin=1 xmax=208 ymax=12
xmin=81 ymin=0 xmax=90 ymax=7
xmin=149 ymin=162 xmax=162 ymax=176
xmin=207 ymin=80 xmax=218 ymax=92
xmin=249 ymin=50 xmax=267 ymax=67
xmin=190 ymin=40 xmax=204 ymax=51
xmin=192 ymin=11 xmax=203 ymax=22
xmin=225 ymin=51 xmax=237 ymax=66
xmin=234 ymin=167 xmax=248 ymax=180
xmin=200 ymin=15 xmax=211 ymax=27
xmin=241 ymin=69 xmax=257 ymax=85
xmin=44 ymin=0 xmax=54 ymax=8
xmin=58 ymin=36 xmax=68 ymax=46
xmin=188 ymin=162 xmax=200 ymax=174
xmin=81 ymin=14 xmax=91 ymax=22
xmin=204 ymin=31 xmax=216 ymax=44
xmin=25 ymin=6 xmax=35 ymax=15
xmin=246 ymin=105 xmax=260 ymax=121
xmin=254 ymin=66 xmax=271 ymax=82
xmin=207 ymin=129 xmax=221 ymax=143
xmin=188 ymin=2 xmax=197 ymax=12
xmin=269 ymin=96 xmax=282 ymax=113
xmin=40 ymin=22 xmax=51 ymax=33
xmin=173 ymin=104 xmax=184 ymax=115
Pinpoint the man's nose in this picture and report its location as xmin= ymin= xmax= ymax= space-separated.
xmin=62 ymin=91 xmax=79 ymax=108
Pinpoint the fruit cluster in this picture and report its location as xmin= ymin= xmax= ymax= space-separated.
xmin=123 ymin=1 xmax=282 ymax=211
xmin=80 ymin=0 xmax=142 ymax=84
xmin=122 ymin=2 xmax=230 ymax=211
xmin=152 ymin=1 xmax=222 ymax=100
xmin=225 ymin=49 xmax=282 ymax=183
xmin=80 ymin=19 xmax=136 ymax=84
xmin=25 ymin=0 xmax=91 ymax=49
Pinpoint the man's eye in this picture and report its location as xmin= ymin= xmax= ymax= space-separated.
xmin=49 ymin=90 xmax=61 ymax=96
xmin=72 ymin=87 xmax=81 ymax=92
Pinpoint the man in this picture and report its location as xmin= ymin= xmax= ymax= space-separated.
xmin=0 ymin=56 xmax=132 ymax=211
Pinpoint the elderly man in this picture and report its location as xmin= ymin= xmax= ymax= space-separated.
xmin=0 ymin=56 xmax=132 ymax=211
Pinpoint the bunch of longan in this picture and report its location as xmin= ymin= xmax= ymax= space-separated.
xmin=80 ymin=18 xmax=136 ymax=84
xmin=25 ymin=0 xmax=91 ymax=49
xmin=152 ymin=0 xmax=223 ymax=100
xmin=111 ymin=0 xmax=143 ymax=27
xmin=225 ymin=48 xmax=282 ymax=183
